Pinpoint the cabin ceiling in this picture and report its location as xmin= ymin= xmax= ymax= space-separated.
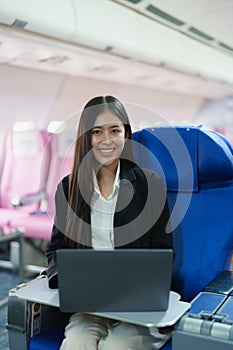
xmin=117 ymin=0 xmax=233 ymax=51
xmin=0 ymin=0 xmax=233 ymax=99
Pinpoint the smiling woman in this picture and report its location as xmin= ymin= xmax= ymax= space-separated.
xmin=45 ymin=95 xmax=173 ymax=350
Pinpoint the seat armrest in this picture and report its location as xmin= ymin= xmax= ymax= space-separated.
xmin=203 ymin=270 xmax=233 ymax=295
xmin=40 ymin=269 xmax=48 ymax=276
xmin=11 ymin=190 xmax=46 ymax=208
xmin=7 ymin=280 xmax=69 ymax=350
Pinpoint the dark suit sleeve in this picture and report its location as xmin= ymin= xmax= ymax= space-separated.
xmin=45 ymin=176 xmax=69 ymax=288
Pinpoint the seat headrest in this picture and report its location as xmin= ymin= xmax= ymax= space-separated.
xmin=133 ymin=126 xmax=233 ymax=192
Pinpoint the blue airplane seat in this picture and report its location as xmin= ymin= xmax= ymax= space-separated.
xmin=26 ymin=125 xmax=233 ymax=350
xmin=29 ymin=326 xmax=64 ymax=350
xmin=133 ymin=125 xmax=233 ymax=302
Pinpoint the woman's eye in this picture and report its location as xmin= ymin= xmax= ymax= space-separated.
xmin=112 ymin=129 xmax=120 ymax=134
xmin=92 ymin=129 xmax=101 ymax=135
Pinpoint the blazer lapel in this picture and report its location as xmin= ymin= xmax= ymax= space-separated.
xmin=114 ymin=160 xmax=146 ymax=247
xmin=114 ymin=161 xmax=136 ymax=228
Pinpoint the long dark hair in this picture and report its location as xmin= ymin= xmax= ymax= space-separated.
xmin=65 ymin=95 xmax=134 ymax=248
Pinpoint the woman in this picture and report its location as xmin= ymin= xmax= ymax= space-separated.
xmin=46 ymin=95 xmax=173 ymax=350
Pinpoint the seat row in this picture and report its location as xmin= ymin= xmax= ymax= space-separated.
xmin=1 ymin=124 xmax=233 ymax=295
xmin=0 ymin=127 xmax=75 ymax=242
xmin=6 ymin=124 xmax=233 ymax=350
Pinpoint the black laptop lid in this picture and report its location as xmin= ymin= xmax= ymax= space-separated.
xmin=57 ymin=249 xmax=173 ymax=313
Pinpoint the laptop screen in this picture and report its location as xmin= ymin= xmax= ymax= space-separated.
xmin=57 ymin=249 xmax=173 ymax=313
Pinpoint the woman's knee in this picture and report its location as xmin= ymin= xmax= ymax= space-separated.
xmin=65 ymin=313 xmax=108 ymax=335
xmin=98 ymin=333 xmax=129 ymax=350
xmin=61 ymin=334 xmax=98 ymax=350
xmin=61 ymin=314 xmax=109 ymax=350
xmin=98 ymin=322 xmax=155 ymax=350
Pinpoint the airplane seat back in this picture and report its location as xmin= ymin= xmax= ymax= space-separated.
xmin=45 ymin=129 xmax=75 ymax=218
xmin=133 ymin=126 xmax=233 ymax=301
xmin=0 ymin=129 xmax=51 ymax=234
xmin=0 ymin=129 xmax=51 ymax=211
xmin=7 ymin=129 xmax=75 ymax=241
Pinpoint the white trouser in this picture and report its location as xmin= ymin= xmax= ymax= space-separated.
xmin=60 ymin=313 xmax=161 ymax=350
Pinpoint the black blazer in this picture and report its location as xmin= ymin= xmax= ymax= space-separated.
xmin=46 ymin=160 xmax=173 ymax=288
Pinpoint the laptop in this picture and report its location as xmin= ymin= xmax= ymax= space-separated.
xmin=57 ymin=249 xmax=173 ymax=313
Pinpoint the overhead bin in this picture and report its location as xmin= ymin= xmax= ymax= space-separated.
xmin=0 ymin=0 xmax=76 ymax=41
xmin=0 ymin=0 xmax=233 ymax=84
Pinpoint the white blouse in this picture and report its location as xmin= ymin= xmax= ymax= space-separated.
xmin=91 ymin=163 xmax=120 ymax=250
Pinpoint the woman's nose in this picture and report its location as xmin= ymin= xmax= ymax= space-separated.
xmin=102 ymin=131 xmax=112 ymax=143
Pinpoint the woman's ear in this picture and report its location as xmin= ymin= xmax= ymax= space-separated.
xmin=124 ymin=128 xmax=130 ymax=140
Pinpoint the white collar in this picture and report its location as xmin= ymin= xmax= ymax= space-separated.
xmin=93 ymin=161 xmax=120 ymax=200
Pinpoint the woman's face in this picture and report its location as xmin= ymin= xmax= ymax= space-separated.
xmin=91 ymin=110 xmax=126 ymax=167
